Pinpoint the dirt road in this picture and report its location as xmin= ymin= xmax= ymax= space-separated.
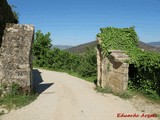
xmin=1 ymin=69 xmax=158 ymax=120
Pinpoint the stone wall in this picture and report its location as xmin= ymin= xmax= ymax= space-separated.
xmin=97 ymin=38 xmax=130 ymax=93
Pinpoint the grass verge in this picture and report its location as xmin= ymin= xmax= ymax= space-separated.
xmin=0 ymin=93 xmax=37 ymax=110
xmin=0 ymin=83 xmax=38 ymax=115
xmin=95 ymin=86 xmax=133 ymax=99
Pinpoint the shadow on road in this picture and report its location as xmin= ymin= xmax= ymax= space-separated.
xmin=32 ymin=69 xmax=54 ymax=94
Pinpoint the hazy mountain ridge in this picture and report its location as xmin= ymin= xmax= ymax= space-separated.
xmin=51 ymin=45 xmax=73 ymax=50
xmin=66 ymin=41 xmax=160 ymax=54
xmin=148 ymin=42 xmax=160 ymax=47
xmin=66 ymin=41 xmax=96 ymax=54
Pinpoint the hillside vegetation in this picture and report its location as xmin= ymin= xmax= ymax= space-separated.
xmin=66 ymin=41 xmax=96 ymax=54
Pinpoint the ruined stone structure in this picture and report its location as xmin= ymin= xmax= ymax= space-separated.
xmin=97 ymin=38 xmax=130 ymax=93
xmin=0 ymin=0 xmax=34 ymax=94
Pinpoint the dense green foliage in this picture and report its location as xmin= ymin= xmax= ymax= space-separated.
xmin=78 ymin=47 xmax=97 ymax=77
xmin=97 ymin=27 xmax=160 ymax=97
xmin=33 ymin=30 xmax=97 ymax=79
xmin=97 ymin=27 xmax=139 ymax=53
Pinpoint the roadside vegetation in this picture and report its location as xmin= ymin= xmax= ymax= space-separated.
xmin=33 ymin=30 xmax=97 ymax=83
xmin=0 ymin=83 xmax=37 ymax=115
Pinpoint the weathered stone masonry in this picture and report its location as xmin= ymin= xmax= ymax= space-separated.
xmin=0 ymin=24 xmax=34 ymax=93
xmin=97 ymin=38 xmax=130 ymax=93
xmin=0 ymin=0 xmax=34 ymax=94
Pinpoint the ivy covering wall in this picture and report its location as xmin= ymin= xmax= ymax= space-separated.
xmin=97 ymin=27 xmax=160 ymax=97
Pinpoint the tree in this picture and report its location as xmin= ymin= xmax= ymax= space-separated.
xmin=33 ymin=30 xmax=52 ymax=67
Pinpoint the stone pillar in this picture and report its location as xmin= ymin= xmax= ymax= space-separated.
xmin=101 ymin=57 xmax=110 ymax=88
xmin=96 ymin=38 xmax=101 ymax=87
xmin=108 ymin=50 xmax=129 ymax=93
xmin=97 ymin=37 xmax=130 ymax=93
xmin=0 ymin=24 xmax=34 ymax=93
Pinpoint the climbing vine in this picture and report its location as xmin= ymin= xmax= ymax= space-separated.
xmin=97 ymin=27 xmax=160 ymax=97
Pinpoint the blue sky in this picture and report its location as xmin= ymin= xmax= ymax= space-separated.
xmin=8 ymin=0 xmax=160 ymax=46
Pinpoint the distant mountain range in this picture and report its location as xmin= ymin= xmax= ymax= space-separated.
xmin=66 ymin=41 xmax=96 ymax=54
xmin=52 ymin=41 xmax=160 ymax=54
xmin=148 ymin=42 xmax=160 ymax=47
xmin=138 ymin=41 xmax=160 ymax=52
xmin=51 ymin=45 xmax=73 ymax=50
xmin=66 ymin=41 xmax=160 ymax=54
